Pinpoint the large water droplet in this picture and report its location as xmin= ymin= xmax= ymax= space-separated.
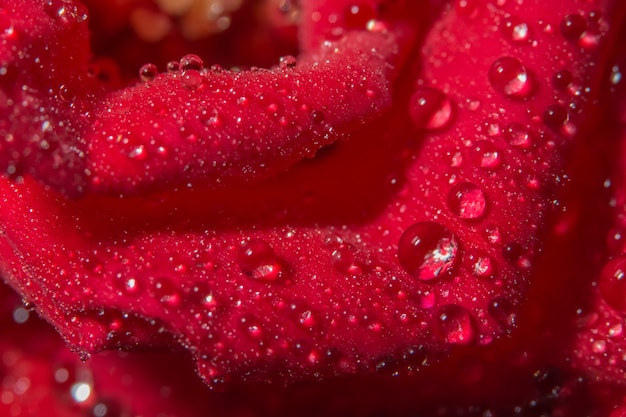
xmin=237 ymin=239 xmax=282 ymax=281
xmin=436 ymin=304 xmax=475 ymax=345
xmin=409 ymin=87 xmax=453 ymax=130
xmin=599 ymin=255 xmax=626 ymax=313
xmin=398 ymin=221 xmax=459 ymax=281
xmin=488 ymin=57 xmax=531 ymax=98
xmin=447 ymin=182 xmax=487 ymax=220
xmin=179 ymin=54 xmax=204 ymax=71
xmin=181 ymin=70 xmax=203 ymax=89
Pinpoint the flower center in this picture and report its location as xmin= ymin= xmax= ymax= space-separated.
xmin=81 ymin=0 xmax=300 ymax=84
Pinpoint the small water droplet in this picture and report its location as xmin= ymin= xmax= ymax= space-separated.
xmin=501 ymin=16 xmax=530 ymax=43
xmin=182 ymin=70 xmax=203 ymax=89
xmin=560 ymin=14 xmax=586 ymax=42
xmin=153 ymin=278 xmax=181 ymax=307
xmin=409 ymin=87 xmax=453 ymax=130
xmin=488 ymin=57 xmax=532 ymax=98
xmin=128 ymin=145 xmax=147 ymax=160
xmin=504 ymin=122 xmax=532 ymax=148
xmin=331 ymin=245 xmax=361 ymax=275
xmin=488 ymin=297 xmax=516 ymax=327
xmin=311 ymin=109 xmax=325 ymax=124
xmin=166 ymin=61 xmax=179 ymax=73
xmin=447 ymin=182 xmax=487 ymax=219
xmin=542 ymin=104 xmax=569 ymax=132
xmin=599 ymin=255 xmax=626 ymax=313
xmin=398 ymin=221 xmax=459 ymax=281
xmin=436 ymin=304 xmax=475 ymax=345
xmin=344 ymin=3 xmax=378 ymax=29
xmin=455 ymin=0 xmax=479 ymax=18
xmin=470 ymin=140 xmax=502 ymax=170
xmin=485 ymin=225 xmax=501 ymax=244
xmin=179 ymin=54 xmax=204 ymax=71
xmin=237 ymin=239 xmax=282 ymax=281
xmin=279 ymin=55 xmax=297 ymax=70
xmin=471 ymin=254 xmax=495 ymax=278
xmin=139 ymin=63 xmax=158 ymax=83
xmin=552 ymin=69 xmax=573 ymax=91
xmin=0 ymin=13 xmax=15 ymax=38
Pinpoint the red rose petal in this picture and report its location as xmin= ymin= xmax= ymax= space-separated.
xmin=0 ymin=0 xmax=624 ymax=390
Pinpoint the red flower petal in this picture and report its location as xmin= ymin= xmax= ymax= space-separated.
xmin=0 ymin=0 xmax=624 ymax=391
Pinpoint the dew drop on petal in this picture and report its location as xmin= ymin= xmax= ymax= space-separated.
xmin=470 ymin=140 xmax=502 ymax=170
xmin=409 ymin=87 xmax=453 ymax=130
xmin=542 ymin=104 xmax=569 ymax=131
xmin=344 ymin=3 xmax=378 ymax=29
xmin=237 ymin=239 xmax=282 ymax=281
xmin=166 ymin=61 xmax=179 ymax=73
xmin=436 ymin=304 xmax=475 ymax=345
xmin=139 ymin=63 xmax=158 ymax=83
xmin=501 ymin=16 xmax=530 ymax=43
xmin=488 ymin=297 xmax=516 ymax=327
xmin=488 ymin=57 xmax=531 ymax=98
xmin=599 ymin=255 xmax=626 ymax=313
xmin=504 ymin=122 xmax=532 ymax=148
xmin=182 ymin=70 xmax=203 ymax=89
xmin=279 ymin=55 xmax=297 ymax=70
xmin=179 ymin=54 xmax=204 ymax=71
xmin=447 ymin=182 xmax=487 ymax=219
xmin=472 ymin=255 xmax=495 ymax=278
xmin=398 ymin=221 xmax=459 ymax=281
xmin=560 ymin=13 xmax=586 ymax=41
xmin=553 ymin=69 xmax=574 ymax=91
xmin=331 ymin=245 xmax=361 ymax=275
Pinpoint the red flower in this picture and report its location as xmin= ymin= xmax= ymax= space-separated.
xmin=0 ymin=0 xmax=625 ymax=415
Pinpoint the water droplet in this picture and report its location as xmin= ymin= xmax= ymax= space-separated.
xmin=331 ymin=245 xmax=361 ymax=275
xmin=344 ymin=3 xmax=378 ymax=29
xmin=128 ymin=145 xmax=147 ymax=160
xmin=488 ymin=297 xmax=516 ymax=327
xmin=166 ymin=61 xmax=180 ymax=73
xmin=311 ymin=109 xmax=325 ymax=124
xmin=398 ymin=221 xmax=459 ymax=281
xmin=471 ymin=254 xmax=495 ymax=278
xmin=501 ymin=16 xmax=530 ymax=43
xmin=470 ymin=140 xmax=502 ymax=170
xmin=542 ymin=104 xmax=569 ymax=131
xmin=552 ymin=69 xmax=573 ymax=91
xmin=279 ymin=55 xmax=297 ymax=70
xmin=447 ymin=182 xmax=487 ymax=219
xmin=455 ymin=0 xmax=479 ymax=18
xmin=488 ymin=57 xmax=531 ymax=98
xmin=237 ymin=239 xmax=282 ymax=281
xmin=560 ymin=14 xmax=586 ymax=41
xmin=599 ymin=255 xmax=626 ymax=313
xmin=139 ymin=63 xmax=158 ymax=83
xmin=179 ymin=54 xmax=204 ymax=71
xmin=436 ymin=304 xmax=475 ymax=345
xmin=485 ymin=225 xmax=501 ymax=244
xmin=504 ymin=122 xmax=532 ymax=148
xmin=181 ymin=70 xmax=203 ymax=89
xmin=409 ymin=87 xmax=453 ymax=130
xmin=0 ymin=13 xmax=15 ymax=38
xmin=153 ymin=278 xmax=181 ymax=307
